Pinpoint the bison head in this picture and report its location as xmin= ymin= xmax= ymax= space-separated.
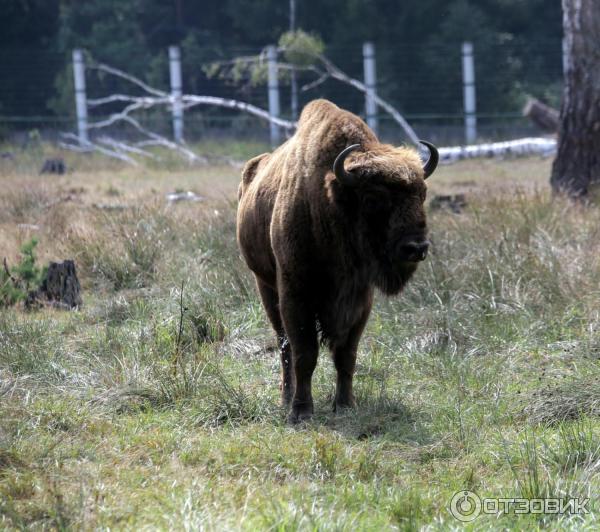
xmin=333 ymin=141 xmax=438 ymax=294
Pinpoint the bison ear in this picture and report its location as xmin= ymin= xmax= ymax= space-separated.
xmin=333 ymin=144 xmax=361 ymax=186
xmin=419 ymin=141 xmax=439 ymax=179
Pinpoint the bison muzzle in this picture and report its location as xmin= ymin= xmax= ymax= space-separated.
xmin=237 ymin=99 xmax=438 ymax=423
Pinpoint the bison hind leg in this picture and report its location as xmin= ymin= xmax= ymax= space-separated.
xmin=255 ymin=278 xmax=294 ymax=406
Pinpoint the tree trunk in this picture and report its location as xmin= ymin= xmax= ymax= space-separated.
xmin=551 ymin=0 xmax=600 ymax=196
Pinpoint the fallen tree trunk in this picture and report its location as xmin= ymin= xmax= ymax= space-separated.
xmin=523 ymin=97 xmax=560 ymax=133
xmin=438 ymin=137 xmax=557 ymax=163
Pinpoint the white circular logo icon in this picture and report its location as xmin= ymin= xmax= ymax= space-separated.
xmin=449 ymin=490 xmax=482 ymax=522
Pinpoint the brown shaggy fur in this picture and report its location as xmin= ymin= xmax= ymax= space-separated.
xmin=237 ymin=99 xmax=432 ymax=423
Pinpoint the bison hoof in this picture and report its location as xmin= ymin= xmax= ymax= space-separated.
xmin=333 ymin=395 xmax=357 ymax=412
xmin=288 ymin=402 xmax=314 ymax=424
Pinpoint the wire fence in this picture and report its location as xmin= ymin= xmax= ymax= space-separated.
xmin=0 ymin=39 xmax=564 ymax=146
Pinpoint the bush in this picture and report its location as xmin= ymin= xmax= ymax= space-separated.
xmin=0 ymin=238 xmax=46 ymax=306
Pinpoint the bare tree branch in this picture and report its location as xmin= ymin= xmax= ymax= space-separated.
xmin=182 ymin=95 xmax=295 ymax=130
xmin=208 ymin=46 xmax=421 ymax=144
xmin=67 ymin=59 xmax=296 ymax=165
xmin=87 ymin=98 xmax=168 ymax=130
xmin=89 ymin=62 xmax=167 ymax=97
xmin=3 ymin=258 xmax=18 ymax=286
xmin=97 ymin=137 xmax=157 ymax=159
xmin=311 ymin=54 xmax=420 ymax=145
xmin=119 ymin=115 xmax=204 ymax=162
xmin=301 ymin=71 xmax=329 ymax=92
xmin=88 ymin=94 xmax=153 ymax=107
xmin=60 ymin=133 xmax=140 ymax=165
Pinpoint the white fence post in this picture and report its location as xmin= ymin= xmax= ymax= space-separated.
xmin=462 ymin=42 xmax=477 ymax=144
xmin=363 ymin=42 xmax=378 ymax=136
xmin=289 ymin=0 xmax=298 ymax=119
xmin=72 ymin=49 xmax=88 ymax=145
xmin=267 ymin=45 xmax=281 ymax=147
xmin=169 ymin=45 xmax=184 ymax=143
xmin=562 ymin=37 xmax=569 ymax=77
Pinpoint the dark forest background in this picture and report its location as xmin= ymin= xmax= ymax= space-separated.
xmin=0 ymin=0 xmax=563 ymax=138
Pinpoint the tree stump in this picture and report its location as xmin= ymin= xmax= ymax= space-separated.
xmin=40 ymin=158 xmax=66 ymax=175
xmin=430 ymin=194 xmax=467 ymax=214
xmin=523 ymin=97 xmax=559 ymax=133
xmin=26 ymin=260 xmax=82 ymax=310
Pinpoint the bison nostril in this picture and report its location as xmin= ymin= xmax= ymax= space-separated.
xmin=400 ymin=240 xmax=430 ymax=262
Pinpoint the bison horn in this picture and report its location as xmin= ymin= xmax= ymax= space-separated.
xmin=419 ymin=140 xmax=439 ymax=179
xmin=333 ymin=144 xmax=361 ymax=186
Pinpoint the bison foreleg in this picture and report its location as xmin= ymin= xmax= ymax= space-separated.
xmin=332 ymin=303 xmax=372 ymax=412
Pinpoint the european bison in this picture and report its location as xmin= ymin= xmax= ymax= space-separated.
xmin=237 ymin=99 xmax=438 ymax=423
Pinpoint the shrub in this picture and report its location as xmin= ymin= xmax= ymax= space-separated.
xmin=0 ymin=238 xmax=46 ymax=306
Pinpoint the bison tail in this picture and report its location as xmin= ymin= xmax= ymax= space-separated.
xmin=242 ymin=153 xmax=270 ymax=186
xmin=239 ymin=152 xmax=270 ymax=200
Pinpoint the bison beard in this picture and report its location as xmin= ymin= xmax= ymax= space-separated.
xmin=237 ymin=99 xmax=438 ymax=423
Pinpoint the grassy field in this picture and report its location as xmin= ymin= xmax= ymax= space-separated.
xmin=1 ymin=143 xmax=599 ymax=530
